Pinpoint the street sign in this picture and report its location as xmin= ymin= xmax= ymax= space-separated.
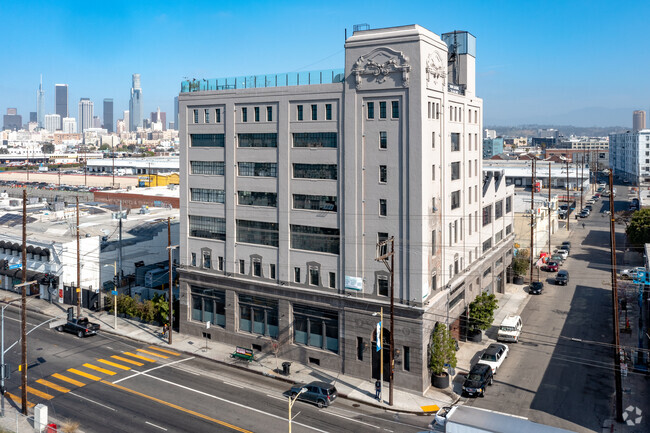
xmin=111 ymin=290 xmax=118 ymax=295
xmin=8 ymin=264 xmax=21 ymax=270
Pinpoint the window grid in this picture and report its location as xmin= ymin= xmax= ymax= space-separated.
xmin=238 ymin=162 xmax=277 ymax=177
xmin=190 ymin=161 xmax=225 ymax=175
xmin=292 ymin=132 xmax=337 ymax=148
xmin=367 ymin=102 xmax=374 ymax=119
xmin=379 ymin=131 xmax=387 ymax=149
xmin=297 ymin=105 xmax=303 ymax=121
xmin=379 ymin=101 xmax=387 ymax=119
xmin=325 ymin=104 xmax=332 ymax=120
xmin=190 ymin=134 xmax=225 ymax=147
xmin=293 ymin=164 xmax=337 ymax=180
xmin=391 ymin=101 xmax=399 ymax=118
xmin=190 ymin=188 xmax=225 ymax=203
xmin=189 ymin=215 xmax=226 ymax=240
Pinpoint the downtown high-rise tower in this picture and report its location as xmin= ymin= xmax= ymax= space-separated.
xmin=37 ymin=75 xmax=45 ymax=128
xmin=55 ymin=84 xmax=68 ymax=127
xmin=129 ymin=74 xmax=143 ymax=131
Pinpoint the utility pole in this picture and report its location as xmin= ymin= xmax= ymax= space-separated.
xmin=118 ymin=201 xmax=123 ymax=283
xmin=566 ymin=159 xmax=570 ymax=231
xmin=112 ymin=144 xmax=115 ymax=188
xmin=548 ymin=162 xmax=552 ymax=258
xmin=76 ymin=196 xmax=81 ymax=319
xmin=530 ymin=158 xmax=536 ymax=285
xmin=58 ymin=166 xmax=61 ymax=187
xmin=167 ymin=217 xmax=173 ymax=345
xmin=580 ymin=149 xmax=585 ymax=210
xmin=20 ymin=190 xmax=27 ymax=415
xmin=608 ymin=170 xmax=623 ymax=422
xmin=375 ymin=237 xmax=395 ymax=406
xmin=84 ymin=147 xmax=87 ymax=187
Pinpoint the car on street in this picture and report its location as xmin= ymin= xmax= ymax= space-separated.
xmin=462 ymin=363 xmax=493 ymax=397
xmin=551 ymin=254 xmax=565 ymax=264
xmin=581 ymin=207 xmax=591 ymax=216
xmin=578 ymin=210 xmax=589 ymax=218
xmin=544 ymin=261 xmax=559 ymax=272
xmin=585 ymin=205 xmax=593 ymax=212
xmin=56 ymin=317 xmax=100 ymax=338
xmin=555 ymin=249 xmax=568 ymax=260
xmin=562 ymin=241 xmax=571 ymax=249
xmin=620 ymin=267 xmax=645 ymax=280
xmin=559 ymin=244 xmax=570 ymax=254
xmin=555 ymin=270 xmax=570 ymax=285
xmin=289 ymin=381 xmax=337 ymax=408
xmin=529 ymin=281 xmax=544 ymax=295
xmin=477 ymin=343 xmax=509 ymax=374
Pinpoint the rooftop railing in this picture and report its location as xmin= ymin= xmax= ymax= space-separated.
xmin=181 ymin=69 xmax=345 ymax=93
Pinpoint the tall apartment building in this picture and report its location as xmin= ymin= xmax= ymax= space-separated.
xmin=129 ymin=74 xmax=143 ymax=131
xmin=610 ymin=130 xmax=650 ymax=185
xmin=633 ymin=110 xmax=646 ymax=132
xmin=103 ymin=98 xmax=114 ymax=132
xmin=62 ymin=117 xmax=77 ymax=134
xmin=55 ymin=84 xmax=68 ymax=124
xmin=78 ymin=98 xmax=94 ymax=132
xmin=178 ymin=24 xmax=514 ymax=393
xmin=44 ymin=114 xmax=61 ymax=133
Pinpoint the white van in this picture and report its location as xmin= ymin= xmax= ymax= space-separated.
xmin=497 ymin=315 xmax=522 ymax=343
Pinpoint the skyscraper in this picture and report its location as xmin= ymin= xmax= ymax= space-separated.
xmin=129 ymin=73 xmax=143 ymax=131
xmin=3 ymin=108 xmax=22 ymax=130
xmin=62 ymin=117 xmax=77 ymax=133
xmin=44 ymin=114 xmax=61 ymax=132
xmin=37 ymin=75 xmax=45 ymax=128
xmin=123 ymin=110 xmax=129 ymax=132
xmin=103 ymin=98 xmax=114 ymax=132
xmin=633 ymin=110 xmax=646 ymax=131
xmin=151 ymin=107 xmax=167 ymax=130
xmin=78 ymin=98 xmax=94 ymax=132
xmin=55 ymin=84 xmax=68 ymax=126
xmin=29 ymin=112 xmax=37 ymax=123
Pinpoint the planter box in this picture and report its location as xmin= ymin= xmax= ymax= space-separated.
xmin=468 ymin=329 xmax=483 ymax=343
xmin=513 ymin=276 xmax=525 ymax=285
xmin=431 ymin=372 xmax=450 ymax=389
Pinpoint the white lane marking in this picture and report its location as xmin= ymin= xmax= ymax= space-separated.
xmin=170 ymin=365 xmax=201 ymax=376
xmin=69 ymin=392 xmax=117 ymax=411
xmin=221 ymin=380 xmax=244 ymax=389
xmin=139 ymin=372 xmax=329 ymax=433
xmin=266 ymin=394 xmax=286 ymax=402
xmin=383 ymin=429 xmax=393 ymax=432
xmin=145 ymin=421 xmax=168 ymax=431
xmin=113 ymin=357 xmax=195 ymax=384
xmin=332 ymin=406 xmax=423 ymax=429
xmin=323 ymin=410 xmax=380 ymax=428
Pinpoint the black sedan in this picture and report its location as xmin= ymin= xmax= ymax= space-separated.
xmin=529 ymin=281 xmax=544 ymax=295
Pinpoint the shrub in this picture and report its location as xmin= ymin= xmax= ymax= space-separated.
xmin=429 ymin=323 xmax=457 ymax=376
xmin=468 ymin=292 xmax=499 ymax=332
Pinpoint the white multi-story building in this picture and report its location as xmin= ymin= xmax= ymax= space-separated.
xmin=78 ymin=98 xmax=94 ymax=133
xmin=178 ymin=24 xmax=514 ymax=392
xmin=609 ymin=130 xmax=650 ymax=184
xmin=44 ymin=114 xmax=61 ymax=133
xmin=62 ymin=117 xmax=77 ymax=134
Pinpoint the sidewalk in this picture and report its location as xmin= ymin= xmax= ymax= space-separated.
xmin=0 ymin=282 xmax=532 ymax=419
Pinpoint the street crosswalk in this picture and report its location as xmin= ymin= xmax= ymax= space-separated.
xmin=4 ymin=345 xmax=181 ymax=409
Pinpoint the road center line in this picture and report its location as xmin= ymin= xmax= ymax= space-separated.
xmin=139 ymin=372 xmax=329 ymax=433
xmin=69 ymin=391 xmax=117 ymax=411
xmin=323 ymin=410 xmax=380 ymax=429
xmin=145 ymin=421 xmax=168 ymax=431
xmin=113 ymin=356 xmax=194 ymax=384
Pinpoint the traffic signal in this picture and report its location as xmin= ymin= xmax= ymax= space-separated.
xmin=113 ymin=275 xmax=119 ymax=288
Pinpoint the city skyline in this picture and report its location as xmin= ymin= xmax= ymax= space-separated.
xmin=1 ymin=1 xmax=649 ymax=127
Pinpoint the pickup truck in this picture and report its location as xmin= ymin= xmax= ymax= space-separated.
xmin=56 ymin=317 xmax=100 ymax=338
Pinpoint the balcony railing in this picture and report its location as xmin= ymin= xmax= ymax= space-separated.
xmin=181 ymin=69 xmax=345 ymax=93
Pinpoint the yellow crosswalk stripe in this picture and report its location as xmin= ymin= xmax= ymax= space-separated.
xmin=111 ymin=355 xmax=144 ymax=366
xmin=98 ymin=359 xmax=130 ymax=370
xmin=36 ymin=379 xmax=70 ymax=394
xmin=5 ymin=392 xmax=34 ymax=408
xmin=124 ymin=351 xmax=156 ymax=362
xmin=147 ymin=346 xmax=181 ymax=356
xmin=137 ymin=348 xmax=168 ymax=359
xmin=52 ymin=373 xmax=86 ymax=387
xmin=68 ymin=368 xmax=101 ymax=381
xmin=83 ymin=363 xmax=116 ymax=376
xmin=22 ymin=386 xmax=53 ymax=400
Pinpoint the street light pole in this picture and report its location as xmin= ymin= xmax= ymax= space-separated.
xmin=288 ymin=387 xmax=307 ymax=433
xmin=103 ymin=262 xmax=118 ymax=329
xmin=166 ymin=217 xmax=178 ymax=345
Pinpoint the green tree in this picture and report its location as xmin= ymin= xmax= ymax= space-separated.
xmin=625 ymin=209 xmax=650 ymax=246
xmin=152 ymin=293 xmax=170 ymax=325
xmin=429 ymin=323 xmax=457 ymax=376
xmin=468 ymin=292 xmax=499 ymax=332
xmin=41 ymin=143 xmax=55 ymax=154
xmin=512 ymin=248 xmax=530 ymax=276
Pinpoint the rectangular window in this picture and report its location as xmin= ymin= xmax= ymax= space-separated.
xmin=215 ymin=108 xmax=221 ymax=123
xmin=190 ymin=188 xmax=225 ymax=203
xmin=367 ymin=102 xmax=374 ymax=119
xmin=190 ymin=161 xmax=225 ymax=175
xmin=267 ymin=106 xmax=272 ymax=121
xmin=218 ymin=256 xmax=224 ymax=271
xmin=190 ymin=286 xmax=226 ymax=327
xmin=329 ymin=272 xmax=336 ymax=289
xmin=506 ymin=224 xmax=512 ymax=235
xmin=506 ymin=196 xmax=513 ymax=213
xmin=291 ymin=224 xmax=340 ymax=254
xmin=482 ymin=238 xmax=492 ymax=253
xmin=292 ymin=163 xmax=337 ymax=180
xmin=379 ymin=101 xmax=387 ymax=119
xmin=325 ymin=104 xmax=332 ymax=120
xmin=254 ymin=106 xmax=260 ymax=122
xmin=451 ymin=190 xmax=460 ymax=209
xmin=241 ymin=107 xmax=247 ymax=122
xmin=431 ymin=230 xmax=436 ymax=256
xmin=191 ymin=253 xmax=196 ymax=267
xmin=451 ymin=133 xmax=460 ymax=151
xmin=292 ymin=194 xmax=337 ymax=212
xmin=432 ymin=165 xmax=435 ymax=181
xmin=193 ymin=109 xmax=199 ymax=124
xmin=495 ymin=230 xmax=503 ymax=243
xmin=468 ymin=187 xmax=472 ymax=204
xmin=238 ymin=133 xmax=277 ymax=147
xmin=190 ymin=134 xmax=225 ymax=147
xmin=451 ymin=162 xmax=460 ymax=180
xmin=391 ymin=101 xmax=399 ymax=119
xmin=237 ymin=191 xmax=277 ymax=207
xmin=294 ymin=267 xmax=300 ymax=283
xmin=293 ymin=304 xmax=338 ymax=353
xmin=379 ymin=165 xmax=387 ymax=183
xmin=189 ymin=215 xmax=226 ymax=240
xmin=292 ymin=132 xmax=337 ymax=148
xmin=469 ymin=214 xmax=472 ymax=235
xmin=239 ymin=294 xmax=278 ymax=338
xmin=483 ymin=205 xmax=492 ymax=226
xmin=495 ymin=200 xmax=503 ymax=219
xmin=238 ymin=162 xmax=277 ymax=177
xmin=357 ymin=337 xmax=364 ymax=361
xmin=309 ymin=267 xmax=320 ymax=286
xmin=432 ymin=132 xmax=435 ymax=148
xmin=253 ymin=259 xmax=261 ymax=277
xmin=270 ymin=263 xmax=276 ymax=279
xmin=297 ymin=105 xmax=303 ymax=121
xmin=311 ymin=104 xmax=317 ymax=120
xmin=237 ymin=220 xmax=279 ymax=247
xmin=379 ymin=131 xmax=387 ymax=149
xmin=239 ymin=260 xmax=245 ymax=274
xmin=377 ymin=276 xmax=389 ymax=296
xmin=379 ymin=199 xmax=387 ymax=216
xmin=204 ymin=109 xmax=210 ymax=123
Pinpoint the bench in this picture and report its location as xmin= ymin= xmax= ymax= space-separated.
xmin=230 ymin=346 xmax=254 ymax=362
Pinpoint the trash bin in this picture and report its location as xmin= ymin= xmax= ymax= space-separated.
xmin=282 ymin=362 xmax=291 ymax=376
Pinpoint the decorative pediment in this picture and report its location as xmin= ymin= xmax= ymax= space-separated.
xmin=425 ymin=52 xmax=445 ymax=86
xmin=351 ymin=47 xmax=411 ymax=89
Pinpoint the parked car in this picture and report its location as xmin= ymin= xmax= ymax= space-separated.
xmin=462 ymin=364 xmax=493 ymax=397
xmin=477 ymin=343 xmax=509 ymax=374
xmin=559 ymin=244 xmax=570 ymax=254
xmin=620 ymin=267 xmax=645 ymax=280
xmin=585 ymin=205 xmax=593 ymax=212
xmin=529 ymin=281 xmax=544 ymax=295
xmin=289 ymin=381 xmax=338 ymax=408
xmin=578 ymin=210 xmax=589 ymax=218
xmin=554 ymin=249 xmax=568 ymax=260
xmin=555 ymin=270 xmax=569 ymax=285
xmin=582 ymin=208 xmax=591 ymax=216
xmin=561 ymin=241 xmax=571 ymax=249
xmin=544 ymin=261 xmax=559 ymax=272
xmin=551 ymin=254 xmax=565 ymax=264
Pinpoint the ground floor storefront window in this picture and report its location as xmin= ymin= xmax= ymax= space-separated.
xmin=191 ymin=286 xmax=226 ymax=327
xmin=293 ymin=304 xmax=338 ymax=353
xmin=238 ymin=294 xmax=278 ymax=338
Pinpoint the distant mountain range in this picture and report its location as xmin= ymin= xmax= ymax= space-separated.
xmin=485 ymin=124 xmax=631 ymax=138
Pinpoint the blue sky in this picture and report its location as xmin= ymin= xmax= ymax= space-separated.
xmin=1 ymin=0 xmax=648 ymax=128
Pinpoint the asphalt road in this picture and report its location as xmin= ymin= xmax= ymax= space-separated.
xmin=457 ymin=184 xmax=637 ymax=432
xmin=1 ymin=308 xmax=432 ymax=433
